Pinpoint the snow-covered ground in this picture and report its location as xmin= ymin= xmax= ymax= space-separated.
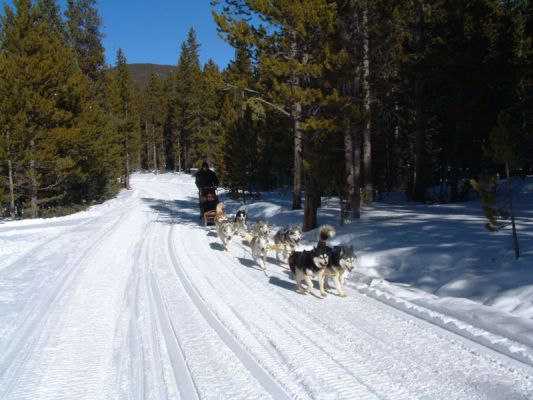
xmin=0 ymin=172 xmax=532 ymax=399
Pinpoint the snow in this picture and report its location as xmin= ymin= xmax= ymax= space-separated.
xmin=0 ymin=172 xmax=532 ymax=399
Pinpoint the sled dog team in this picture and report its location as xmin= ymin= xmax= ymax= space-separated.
xmin=213 ymin=203 xmax=357 ymax=298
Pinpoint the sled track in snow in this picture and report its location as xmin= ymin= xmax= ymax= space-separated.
xmin=0 ymin=205 xmax=133 ymax=398
xmin=112 ymin=182 xmax=202 ymax=400
xmin=170 ymin=218 xmax=533 ymax=399
xmin=112 ymin=221 xmax=174 ymax=400
xmin=176 ymin=234 xmax=393 ymax=399
xmin=149 ymin=263 xmax=200 ymax=399
xmin=166 ymin=226 xmax=291 ymax=400
xmin=2 ymin=177 xmax=532 ymax=399
xmin=350 ymin=279 xmax=533 ymax=371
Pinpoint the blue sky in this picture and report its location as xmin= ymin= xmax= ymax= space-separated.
xmin=1 ymin=0 xmax=235 ymax=69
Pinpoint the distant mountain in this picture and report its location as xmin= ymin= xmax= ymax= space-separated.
xmin=127 ymin=63 xmax=176 ymax=90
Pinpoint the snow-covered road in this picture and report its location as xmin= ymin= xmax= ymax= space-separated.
xmin=1 ymin=174 xmax=532 ymax=399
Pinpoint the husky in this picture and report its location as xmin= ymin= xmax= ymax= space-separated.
xmin=273 ymin=226 xmax=302 ymax=263
xmin=233 ymin=210 xmax=248 ymax=236
xmin=216 ymin=219 xmax=235 ymax=251
xmin=316 ymin=225 xmax=356 ymax=297
xmin=317 ymin=224 xmax=336 ymax=248
xmin=250 ymin=234 xmax=270 ymax=275
xmin=242 ymin=219 xmax=269 ymax=243
xmin=251 ymin=220 xmax=269 ymax=236
xmin=215 ymin=202 xmax=228 ymax=225
xmin=322 ymin=246 xmax=357 ymax=297
xmin=288 ymin=246 xmax=330 ymax=297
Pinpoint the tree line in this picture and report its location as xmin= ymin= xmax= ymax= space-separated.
xmin=1 ymin=0 xmax=531 ymax=233
xmin=0 ymin=0 xmax=141 ymax=218
xmin=211 ymin=0 xmax=532 ymax=231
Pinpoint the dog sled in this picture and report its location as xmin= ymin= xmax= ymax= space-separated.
xmin=199 ymin=186 xmax=219 ymax=226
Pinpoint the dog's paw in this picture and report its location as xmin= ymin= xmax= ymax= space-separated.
xmin=320 ymin=292 xmax=328 ymax=298
xmin=340 ymin=293 xmax=347 ymax=298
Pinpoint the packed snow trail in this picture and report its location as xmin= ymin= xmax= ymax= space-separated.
xmin=0 ymin=173 xmax=531 ymax=400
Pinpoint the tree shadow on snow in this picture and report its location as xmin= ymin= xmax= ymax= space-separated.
xmin=141 ymin=197 xmax=204 ymax=227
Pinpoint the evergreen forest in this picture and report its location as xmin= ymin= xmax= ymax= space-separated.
xmin=1 ymin=0 xmax=531 ymax=231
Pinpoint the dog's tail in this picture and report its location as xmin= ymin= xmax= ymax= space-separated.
xmin=317 ymin=224 xmax=336 ymax=248
xmin=216 ymin=202 xmax=224 ymax=214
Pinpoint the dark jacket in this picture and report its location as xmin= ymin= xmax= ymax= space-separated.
xmin=195 ymin=168 xmax=219 ymax=189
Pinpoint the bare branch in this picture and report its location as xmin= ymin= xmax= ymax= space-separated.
xmin=248 ymin=97 xmax=291 ymax=117
xmin=222 ymin=82 xmax=291 ymax=117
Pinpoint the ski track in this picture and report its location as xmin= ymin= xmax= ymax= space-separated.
xmin=0 ymin=174 xmax=532 ymax=400
xmin=172 ymin=222 xmax=532 ymax=400
xmin=0 ymin=194 xmax=137 ymax=394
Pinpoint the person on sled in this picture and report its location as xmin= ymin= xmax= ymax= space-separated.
xmin=195 ymin=161 xmax=219 ymax=219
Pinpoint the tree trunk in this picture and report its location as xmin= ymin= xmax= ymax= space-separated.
xmin=353 ymin=128 xmax=362 ymax=217
xmin=125 ymin=105 xmax=131 ymax=190
xmin=8 ymin=158 xmax=15 ymax=219
xmin=289 ymin=28 xmax=303 ymax=210
xmin=175 ymin=135 xmax=181 ymax=172
xmin=292 ymin=102 xmax=302 ymax=210
xmin=303 ymin=172 xmax=318 ymax=232
xmin=344 ymin=116 xmax=360 ymax=220
xmin=506 ymin=162 xmax=520 ymax=260
xmin=361 ymin=1 xmax=373 ymax=204
xmin=29 ymin=139 xmax=38 ymax=218
xmin=450 ymin=90 xmax=462 ymax=202
xmin=385 ymin=97 xmax=400 ymax=193
xmin=450 ymin=1 xmax=464 ymax=203
xmin=6 ymin=130 xmax=15 ymax=219
xmin=145 ymin=122 xmax=151 ymax=171
xmin=412 ymin=0 xmax=427 ymax=202
xmin=153 ymin=126 xmax=158 ymax=174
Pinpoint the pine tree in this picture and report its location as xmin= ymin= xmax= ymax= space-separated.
xmin=216 ymin=94 xmax=239 ymax=185
xmin=68 ymin=79 xmax=122 ymax=203
xmin=162 ymin=70 xmax=179 ymax=171
xmin=194 ymin=60 xmax=223 ymax=166
xmin=216 ymin=45 xmax=255 ymax=188
xmin=175 ymin=28 xmax=203 ymax=170
xmin=141 ymin=73 xmax=166 ymax=172
xmin=335 ymin=0 xmax=360 ymax=220
xmin=0 ymin=49 xmax=17 ymax=218
xmin=65 ymin=0 xmax=106 ymax=84
xmin=214 ymin=0 xmax=338 ymax=225
xmin=1 ymin=0 xmax=87 ymax=217
xmin=109 ymin=48 xmax=140 ymax=190
xmin=35 ymin=0 xmax=66 ymax=38
xmin=411 ymin=0 xmax=428 ymax=202
xmin=61 ymin=0 xmax=120 ymax=203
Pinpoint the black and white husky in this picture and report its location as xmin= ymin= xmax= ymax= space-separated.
xmin=316 ymin=225 xmax=357 ymax=297
xmin=288 ymin=246 xmax=329 ymax=297
xmin=250 ymin=234 xmax=270 ymax=275
xmin=217 ymin=220 xmax=235 ymax=251
xmin=233 ymin=210 xmax=248 ymax=236
xmin=273 ymin=226 xmax=302 ymax=263
xmin=323 ymin=246 xmax=357 ymax=297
